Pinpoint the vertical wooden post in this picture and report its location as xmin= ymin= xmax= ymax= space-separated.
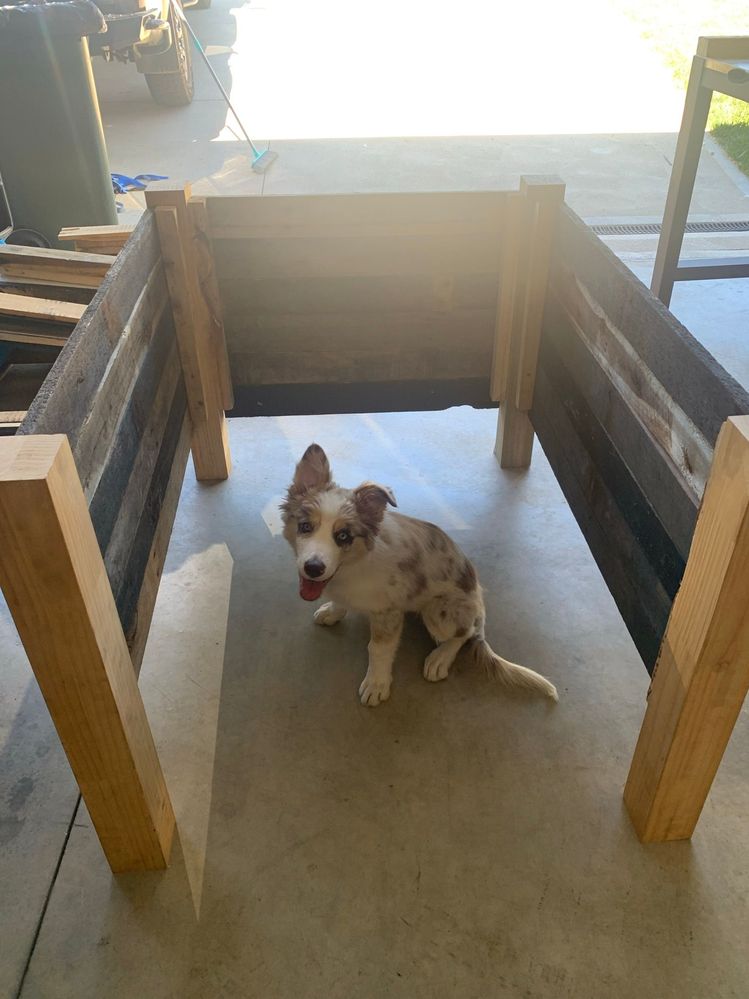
xmin=492 ymin=176 xmax=565 ymax=469
xmin=624 ymin=416 xmax=749 ymax=841
xmin=145 ymin=183 xmax=231 ymax=482
xmin=0 ymin=435 xmax=175 ymax=872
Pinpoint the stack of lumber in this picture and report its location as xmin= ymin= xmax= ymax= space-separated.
xmin=0 ymin=241 xmax=120 ymax=351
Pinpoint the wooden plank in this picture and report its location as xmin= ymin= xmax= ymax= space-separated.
xmin=0 ymin=410 xmax=26 ymax=427
xmin=87 ymin=301 xmax=175 ymax=550
xmin=147 ymin=193 xmax=230 ymax=482
xmin=73 ymin=263 xmax=169 ymax=498
xmin=188 ymin=197 xmax=234 ymax=410
xmin=532 ymin=358 xmax=673 ymax=672
xmin=697 ymin=35 xmax=749 ymax=59
xmin=116 ymin=380 xmax=189 ymax=640
xmin=494 ymin=194 xmax=534 ymax=467
xmin=212 ymin=232 xmax=502 ymax=282
xmin=59 ymin=224 xmax=134 ymax=255
xmin=20 ymin=212 xmax=161 ymax=444
xmin=0 ymin=292 xmax=85 ymax=325
xmin=127 ymin=413 xmax=191 ymax=673
xmin=0 ymin=327 xmax=69 ymax=348
xmin=557 ymin=207 xmax=749 ymax=445
xmin=102 ymin=339 xmax=182 ymax=599
xmin=206 ymin=191 xmax=508 ymax=238
xmin=0 ymin=434 xmax=175 ymax=872
xmin=0 ymin=280 xmax=94 ymax=305
xmin=543 ymin=295 xmax=699 ymax=562
xmin=625 ymin=417 xmax=749 ymax=840
xmin=227 ymin=310 xmax=494 ymax=384
xmin=490 ymin=192 xmax=522 ymax=403
xmin=514 ymin=177 xmax=565 ymax=411
xmin=219 ymin=272 xmax=497 ymax=319
xmin=0 ymin=245 xmax=114 ymax=289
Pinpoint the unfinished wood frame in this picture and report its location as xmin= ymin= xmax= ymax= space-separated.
xmin=530 ymin=205 xmax=749 ymax=840
xmin=0 ymin=203 xmax=232 ymax=872
xmin=146 ymin=183 xmax=231 ymax=481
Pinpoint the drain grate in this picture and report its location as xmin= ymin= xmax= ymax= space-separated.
xmin=590 ymin=220 xmax=749 ymax=236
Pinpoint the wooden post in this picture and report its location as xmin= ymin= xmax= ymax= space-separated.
xmin=492 ymin=176 xmax=565 ymax=468
xmin=145 ymin=183 xmax=231 ymax=482
xmin=0 ymin=435 xmax=175 ymax=872
xmin=624 ymin=416 xmax=749 ymax=841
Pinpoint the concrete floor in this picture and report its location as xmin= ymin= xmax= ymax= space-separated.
xmin=4 ymin=410 xmax=749 ymax=998
xmin=3 ymin=0 xmax=749 ymax=995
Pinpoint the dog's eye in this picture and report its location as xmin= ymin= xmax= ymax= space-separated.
xmin=298 ymin=521 xmax=313 ymax=534
xmin=335 ymin=528 xmax=353 ymax=546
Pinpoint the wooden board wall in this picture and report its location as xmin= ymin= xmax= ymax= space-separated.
xmin=20 ymin=213 xmax=189 ymax=670
xmin=207 ymin=192 xmax=508 ymax=398
xmin=532 ymin=207 xmax=749 ymax=671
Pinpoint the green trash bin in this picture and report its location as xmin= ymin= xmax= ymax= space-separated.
xmin=0 ymin=0 xmax=118 ymax=248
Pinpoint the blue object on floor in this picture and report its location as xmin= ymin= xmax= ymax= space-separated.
xmin=110 ymin=173 xmax=168 ymax=195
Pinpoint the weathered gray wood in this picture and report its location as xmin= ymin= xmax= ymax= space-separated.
xmin=532 ymin=349 xmax=676 ymax=672
xmin=206 ymin=191 xmax=508 ymax=239
xmin=219 ymin=272 xmax=497 ymax=321
xmin=74 ymin=264 xmax=168 ymax=498
xmin=127 ymin=413 xmax=191 ymax=673
xmin=557 ymin=208 xmax=749 ymax=448
xmin=20 ymin=212 xmax=161 ymax=443
xmin=116 ymin=379 xmax=189 ymax=642
xmin=544 ymin=294 xmax=699 ymax=562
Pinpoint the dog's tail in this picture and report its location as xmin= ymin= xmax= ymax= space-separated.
xmin=470 ymin=638 xmax=558 ymax=701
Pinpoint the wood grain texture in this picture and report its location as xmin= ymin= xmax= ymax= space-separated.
xmin=0 ymin=244 xmax=114 ymax=289
xmin=206 ymin=190 xmax=508 ymax=239
xmin=554 ymin=207 xmax=749 ymax=447
xmin=149 ymin=197 xmax=230 ymax=481
xmin=127 ymin=413 xmax=191 ymax=673
xmin=0 ymin=292 xmax=85 ymax=325
xmin=20 ymin=212 xmax=161 ymax=447
xmin=0 ymin=435 xmax=175 ymax=872
xmin=59 ymin=224 xmax=134 ymax=255
xmin=188 ymin=197 xmax=233 ymax=410
xmin=532 ymin=342 xmax=675 ymax=671
xmin=625 ymin=417 xmax=749 ymax=841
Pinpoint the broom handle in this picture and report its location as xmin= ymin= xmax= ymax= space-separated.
xmin=174 ymin=3 xmax=262 ymax=158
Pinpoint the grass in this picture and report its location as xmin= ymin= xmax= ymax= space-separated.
xmin=611 ymin=0 xmax=749 ymax=175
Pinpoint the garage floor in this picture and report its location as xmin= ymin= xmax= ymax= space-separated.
xmin=5 ymin=407 xmax=749 ymax=999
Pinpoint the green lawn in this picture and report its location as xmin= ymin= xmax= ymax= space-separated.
xmin=611 ymin=0 xmax=749 ymax=174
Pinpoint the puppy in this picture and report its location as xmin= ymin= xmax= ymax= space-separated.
xmin=281 ymin=443 xmax=558 ymax=707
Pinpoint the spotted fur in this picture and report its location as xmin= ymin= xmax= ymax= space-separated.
xmin=281 ymin=444 xmax=558 ymax=706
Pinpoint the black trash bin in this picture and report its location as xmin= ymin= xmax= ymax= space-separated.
xmin=0 ymin=0 xmax=118 ymax=248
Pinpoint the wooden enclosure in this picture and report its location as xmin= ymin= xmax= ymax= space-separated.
xmin=1 ymin=179 xmax=748 ymax=870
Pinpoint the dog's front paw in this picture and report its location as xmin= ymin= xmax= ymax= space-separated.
xmin=359 ymin=674 xmax=391 ymax=707
xmin=423 ymin=646 xmax=453 ymax=683
xmin=314 ymin=602 xmax=347 ymax=627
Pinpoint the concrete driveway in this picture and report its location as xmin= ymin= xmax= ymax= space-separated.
xmin=93 ymin=0 xmax=746 ymax=218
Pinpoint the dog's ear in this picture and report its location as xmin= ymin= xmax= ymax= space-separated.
xmin=291 ymin=443 xmax=332 ymax=495
xmin=353 ymin=482 xmax=397 ymax=527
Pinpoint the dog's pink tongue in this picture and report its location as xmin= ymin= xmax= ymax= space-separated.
xmin=299 ymin=576 xmax=327 ymax=601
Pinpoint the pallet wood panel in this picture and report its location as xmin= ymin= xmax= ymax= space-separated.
xmin=18 ymin=211 xmax=189 ymax=662
xmin=534 ymin=207 xmax=749 ymax=671
xmin=213 ymin=192 xmax=508 ymax=392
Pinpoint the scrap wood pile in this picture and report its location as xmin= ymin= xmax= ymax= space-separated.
xmin=0 ymin=224 xmax=134 ymax=353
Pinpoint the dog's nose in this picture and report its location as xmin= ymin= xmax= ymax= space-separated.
xmin=304 ymin=557 xmax=326 ymax=578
